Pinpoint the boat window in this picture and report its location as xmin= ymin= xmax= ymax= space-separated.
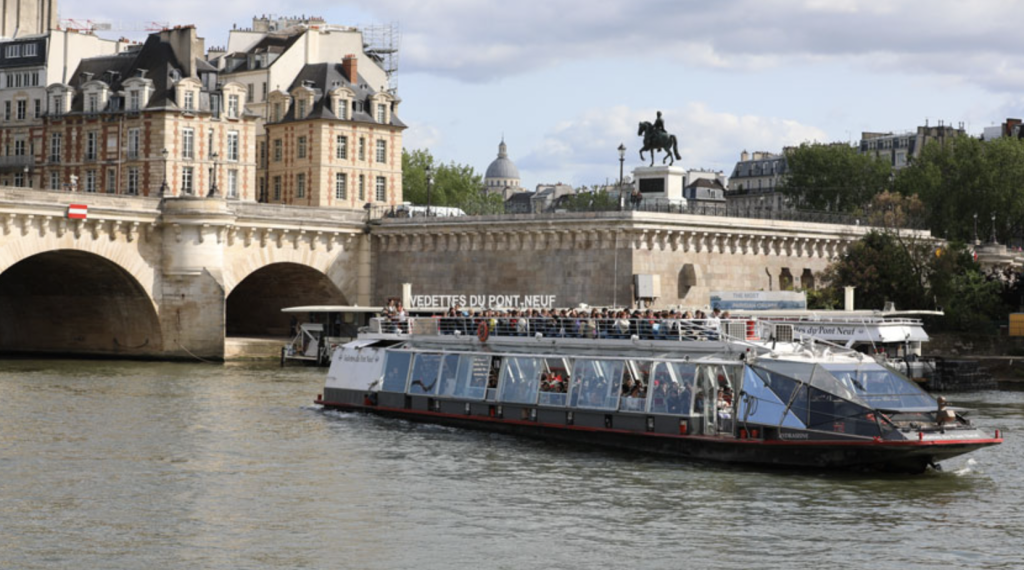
xmin=498 ymin=357 xmax=543 ymax=404
xmin=452 ymin=355 xmax=491 ymax=400
xmin=821 ymin=363 xmax=934 ymax=410
xmin=538 ymin=357 xmax=570 ymax=407
xmin=437 ymin=354 xmax=461 ymax=397
xmin=758 ymin=361 xmax=863 ymax=404
xmin=620 ymin=360 xmax=651 ymax=412
xmin=570 ymin=359 xmax=624 ymax=411
xmin=408 ymin=353 xmax=443 ymax=395
xmin=737 ymin=366 xmax=794 ymax=426
xmin=381 ymin=351 xmax=413 ymax=392
xmin=750 ymin=367 xmax=808 ymax=429
xmin=806 ymin=387 xmax=881 ymax=437
xmin=649 ymin=362 xmax=695 ymax=415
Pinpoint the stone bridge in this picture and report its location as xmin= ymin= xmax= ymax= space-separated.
xmin=0 ymin=187 xmax=927 ymax=359
xmin=0 ymin=188 xmax=368 ymax=359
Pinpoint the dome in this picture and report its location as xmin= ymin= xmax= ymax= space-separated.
xmin=485 ymin=139 xmax=520 ymax=181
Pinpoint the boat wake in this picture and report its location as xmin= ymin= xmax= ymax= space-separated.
xmin=951 ymin=458 xmax=979 ymax=476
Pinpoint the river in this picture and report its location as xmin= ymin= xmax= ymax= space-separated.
xmin=1 ymin=359 xmax=1022 ymax=569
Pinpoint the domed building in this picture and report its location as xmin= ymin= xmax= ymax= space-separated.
xmin=484 ymin=138 xmax=524 ymax=199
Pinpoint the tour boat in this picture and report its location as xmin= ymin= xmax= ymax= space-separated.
xmin=314 ymin=315 xmax=1001 ymax=473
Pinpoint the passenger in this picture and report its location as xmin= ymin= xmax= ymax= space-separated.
xmin=616 ymin=311 xmax=631 ymax=339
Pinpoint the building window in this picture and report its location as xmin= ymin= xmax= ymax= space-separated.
xmin=14 ymin=138 xmax=26 ymax=156
xmin=85 ymin=170 xmax=96 ymax=193
xmin=358 ymin=137 xmax=365 ymax=161
xmin=106 ymin=167 xmax=116 ymax=193
xmin=33 ymin=99 xmax=40 ymax=119
xmin=297 ymin=136 xmax=307 ymax=159
xmin=85 ymin=132 xmax=97 ymax=161
xmin=87 ymin=93 xmax=99 ymax=113
xmin=227 ymin=169 xmax=238 ymax=198
xmin=127 ymin=128 xmax=140 ymax=159
xmin=375 ymin=176 xmax=386 ymax=201
xmin=377 ymin=103 xmax=386 ymax=123
xmin=24 ymin=44 xmax=36 ymax=57
xmin=297 ymin=99 xmax=307 ymax=118
xmin=376 ymin=139 xmax=386 ymax=163
xmin=335 ymin=173 xmax=347 ymax=200
xmin=182 ymin=128 xmax=194 ymax=159
xmin=336 ymin=99 xmax=348 ymax=120
xmin=3 ymin=101 xmax=9 ymax=121
xmin=227 ymin=94 xmax=240 ymax=118
xmin=227 ymin=131 xmax=239 ymax=161
xmin=5 ymin=45 xmax=20 ymax=58
xmin=247 ymin=84 xmax=254 ymax=102
xmin=49 ymin=133 xmax=61 ymax=162
xmin=183 ymin=90 xmax=195 ymax=111
xmin=15 ymin=100 xmax=25 ymax=120
xmin=296 ymin=173 xmax=306 ymax=198
xmin=335 ymin=135 xmax=348 ymax=160
xmin=273 ymin=176 xmax=281 ymax=201
xmin=127 ymin=167 xmax=139 ymax=195
xmin=273 ymin=102 xmax=282 ymax=122
xmin=358 ymin=174 xmax=365 ymax=201
xmin=262 ymin=83 xmax=267 ymax=101
xmin=273 ymin=139 xmax=282 ymax=162
xmin=49 ymin=171 xmax=60 ymax=190
xmin=13 ymin=172 xmax=24 ymax=187
xmin=181 ymin=166 xmax=194 ymax=195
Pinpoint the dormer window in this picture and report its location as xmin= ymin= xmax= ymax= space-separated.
xmin=128 ymin=90 xmax=140 ymax=112
xmin=87 ymin=93 xmax=99 ymax=113
xmin=297 ymin=99 xmax=307 ymax=118
xmin=336 ymin=100 xmax=347 ymax=120
xmin=227 ymin=94 xmax=240 ymax=118
xmin=184 ymin=90 xmax=195 ymax=111
xmin=274 ymin=102 xmax=282 ymax=122
xmin=376 ymin=103 xmax=386 ymax=123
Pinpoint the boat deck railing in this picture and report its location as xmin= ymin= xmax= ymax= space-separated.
xmin=367 ymin=316 xmax=791 ymax=344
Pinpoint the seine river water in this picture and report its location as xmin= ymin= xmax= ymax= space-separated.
xmin=2 ymin=359 xmax=1023 ymax=570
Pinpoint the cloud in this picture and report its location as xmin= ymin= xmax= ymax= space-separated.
xmin=402 ymin=121 xmax=443 ymax=151
xmin=517 ymin=104 xmax=827 ymax=185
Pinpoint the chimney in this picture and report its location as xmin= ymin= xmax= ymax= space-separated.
xmin=342 ymin=54 xmax=358 ymax=84
xmin=740 ymin=150 xmax=749 ymax=161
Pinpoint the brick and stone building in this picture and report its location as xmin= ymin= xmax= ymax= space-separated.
xmin=859 ymin=122 xmax=965 ymax=169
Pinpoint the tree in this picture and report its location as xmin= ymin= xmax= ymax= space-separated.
xmin=778 ymin=142 xmax=892 ymax=212
xmin=895 ymin=135 xmax=1024 ymax=243
xmin=402 ymin=148 xmax=503 ymax=215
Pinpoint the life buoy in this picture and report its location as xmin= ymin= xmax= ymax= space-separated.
xmin=477 ymin=321 xmax=489 ymax=342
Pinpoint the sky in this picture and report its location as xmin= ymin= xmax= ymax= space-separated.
xmin=61 ymin=0 xmax=1024 ymax=188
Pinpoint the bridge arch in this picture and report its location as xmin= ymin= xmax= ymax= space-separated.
xmin=0 ymin=250 xmax=163 ymax=356
xmin=225 ymin=262 xmax=350 ymax=336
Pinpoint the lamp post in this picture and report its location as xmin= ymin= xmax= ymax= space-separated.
xmin=208 ymin=151 xmax=219 ymax=198
xmin=991 ymin=213 xmax=998 ymax=244
xmin=617 ymin=143 xmax=626 ymax=211
xmin=425 ymin=164 xmax=434 ymax=217
xmin=22 ymin=165 xmax=29 ymax=189
xmin=159 ymin=148 xmax=169 ymax=197
xmin=973 ymin=213 xmax=979 ymax=245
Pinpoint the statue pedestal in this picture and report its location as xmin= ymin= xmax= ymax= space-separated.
xmin=633 ymin=166 xmax=686 ymax=203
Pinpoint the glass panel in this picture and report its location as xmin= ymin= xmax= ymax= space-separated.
xmin=822 ymin=363 xmax=934 ymax=410
xmin=538 ymin=357 xmax=570 ymax=407
xmin=806 ymin=387 xmax=881 ymax=437
xmin=381 ymin=351 xmax=412 ymax=392
xmin=498 ymin=357 xmax=543 ymax=404
xmin=437 ymin=354 xmax=461 ymax=397
xmin=751 ymin=367 xmax=807 ymax=428
xmin=408 ymin=353 xmax=442 ymax=395
xmin=620 ymin=360 xmax=651 ymax=412
xmin=737 ymin=366 xmax=789 ymax=426
xmin=453 ymin=355 xmax=491 ymax=400
xmin=649 ymin=362 xmax=696 ymax=415
xmin=570 ymin=359 xmax=624 ymax=410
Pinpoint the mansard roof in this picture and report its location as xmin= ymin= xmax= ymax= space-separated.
xmin=275 ymin=62 xmax=405 ymax=128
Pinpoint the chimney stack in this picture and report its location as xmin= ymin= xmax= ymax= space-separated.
xmin=342 ymin=54 xmax=358 ymax=84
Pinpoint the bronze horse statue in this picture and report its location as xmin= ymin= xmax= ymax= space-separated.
xmin=637 ymin=121 xmax=682 ymax=166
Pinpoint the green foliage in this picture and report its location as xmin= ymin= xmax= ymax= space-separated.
xmin=895 ymin=135 xmax=1024 ymax=243
xmin=778 ymin=142 xmax=893 ymax=212
xmin=819 ymin=231 xmax=927 ymax=311
xmin=402 ymin=148 xmax=499 ymax=214
xmin=559 ymin=191 xmax=618 ymax=212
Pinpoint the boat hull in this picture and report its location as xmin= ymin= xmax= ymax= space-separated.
xmin=315 ymin=388 xmax=999 ymax=474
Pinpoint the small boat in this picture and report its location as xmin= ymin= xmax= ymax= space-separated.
xmin=314 ymin=314 xmax=1001 ymax=473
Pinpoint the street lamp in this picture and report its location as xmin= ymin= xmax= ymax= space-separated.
xmin=208 ymin=151 xmax=219 ymax=198
xmin=425 ymin=164 xmax=434 ymax=217
xmin=159 ymin=148 xmax=169 ymax=197
xmin=973 ymin=213 xmax=979 ymax=245
xmin=991 ymin=213 xmax=998 ymax=244
xmin=22 ymin=165 xmax=29 ymax=189
xmin=617 ymin=143 xmax=626 ymax=211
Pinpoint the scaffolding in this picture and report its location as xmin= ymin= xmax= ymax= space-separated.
xmin=362 ymin=22 xmax=400 ymax=93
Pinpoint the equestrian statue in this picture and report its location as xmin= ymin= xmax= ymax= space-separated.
xmin=637 ymin=111 xmax=682 ymax=166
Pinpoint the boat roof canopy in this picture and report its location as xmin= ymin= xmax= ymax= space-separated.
xmin=281 ymin=305 xmax=444 ymax=314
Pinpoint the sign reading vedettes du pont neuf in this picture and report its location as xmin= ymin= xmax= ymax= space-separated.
xmin=410 ymin=294 xmax=557 ymax=309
